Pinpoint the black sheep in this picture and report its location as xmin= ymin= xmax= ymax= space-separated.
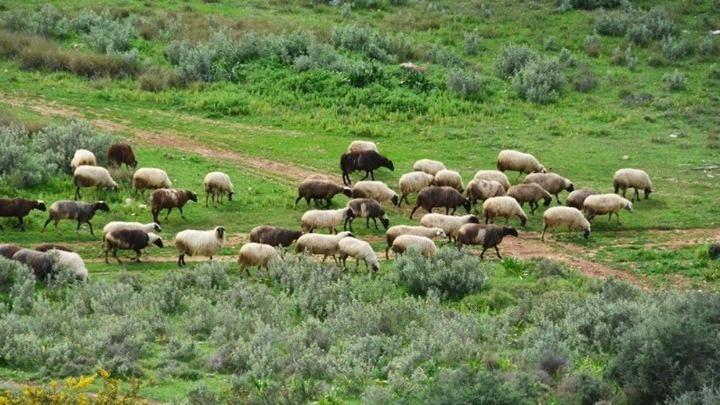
xmin=42 ymin=200 xmax=110 ymax=235
xmin=249 ymin=226 xmax=303 ymax=248
xmin=106 ymin=142 xmax=137 ymax=170
xmin=0 ymin=198 xmax=47 ymax=231
xmin=409 ymin=186 xmax=472 ymax=219
xmin=344 ymin=198 xmax=389 ymax=232
xmin=104 ymin=229 xmax=164 ymax=263
xmin=455 ymin=223 xmax=519 ymax=259
xmin=295 ymin=179 xmax=352 ymax=208
xmin=340 ymin=150 xmax=394 ymax=185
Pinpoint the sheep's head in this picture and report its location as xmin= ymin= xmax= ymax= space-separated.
xmin=227 ymin=191 xmax=235 ymax=201
xmin=543 ymin=197 xmax=552 ymax=206
xmin=380 ymin=214 xmax=390 ymax=230
xmin=462 ymin=199 xmax=472 ymax=214
xmin=435 ymin=229 xmax=447 ymax=238
xmin=216 ymin=226 xmax=226 ymax=239
xmin=384 ymin=158 xmax=395 ymax=171
xmin=36 ymin=201 xmax=47 ymax=211
xmin=152 ymin=236 xmax=164 ymax=248
xmin=566 ymin=183 xmax=575 ymax=192
xmin=625 ymin=201 xmax=634 ymax=213
xmin=188 ymin=191 xmax=198 ymax=202
xmin=468 ymin=215 xmax=480 ymax=224
xmin=583 ymin=228 xmax=590 ymax=238
xmin=371 ymin=262 xmax=379 ymax=272
xmin=342 ymin=187 xmax=353 ymax=198
xmin=644 ymin=188 xmax=652 ymax=199
xmin=504 ymin=227 xmax=519 ymax=238
xmin=96 ymin=201 xmax=110 ymax=212
xmin=391 ymin=195 xmax=399 ymax=206
xmin=519 ymin=215 xmax=527 ymax=226
xmin=345 ymin=208 xmax=356 ymax=219
xmin=153 ymin=223 xmax=162 ymax=232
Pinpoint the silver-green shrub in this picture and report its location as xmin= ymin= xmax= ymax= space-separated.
xmin=496 ymin=44 xmax=538 ymax=79
xmin=447 ymin=69 xmax=485 ymax=100
xmin=0 ymin=125 xmax=49 ymax=188
xmin=662 ymin=35 xmax=695 ymax=60
xmin=513 ymin=57 xmax=567 ymax=104
xmin=33 ymin=119 xmax=115 ymax=175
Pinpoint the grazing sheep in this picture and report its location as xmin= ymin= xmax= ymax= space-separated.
xmin=295 ymin=231 xmax=354 ymax=266
xmin=482 ymin=196 xmax=528 ymax=226
xmin=473 ymin=170 xmax=512 ymax=191
xmin=35 ymin=243 xmax=72 ymax=252
xmin=507 ymin=183 xmax=553 ymax=214
xmin=0 ymin=243 xmax=21 ymax=259
xmin=344 ymin=198 xmax=389 ymax=232
xmin=433 ymin=169 xmax=465 ymax=193
xmin=133 ymin=168 xmax=172 ymax=199
xmin=338 ymin=237 xmax=380 ymax=272
xmin=613 ymin=168 xmax=652 ymax=201
xmin=102 ymin=221 xmax=162 ymax=239
xmin=524 ymin=173 xmax=574 ymax=204
xmin=41 ymin=200 xmax=110 ymax=235
xmin=413 ymin=159 xmax=446 ymax=176
xmin=0 ymin=198 xmax=47 ymax=231
xmin=398 ymin=171 xmax=434 ymax=207
xmin=340 ymin=150 xmax=394 ymax=185
xmin=238 ymin=243 xmax=282 ymax=277
xmin=466 ymin=179 xmax=506 ymax=209
xmin=347 ymin=140 xmax=379 ymax=153
xmin=390 ymin=234 xmax=438 ymax=259
xmin=204 ymin=171 xmax=235 ymax=207
xmin=385 ymin=225 xmax=446 ymax=257
xmin=70 ymin=149 xmax=97 ymax=171
xmin=12 ymin=249 xmax=54 ymax=280
xmin=409 ymin=186 xmax=472 ymax=219
xmin=455 ymin=223 xmax=519 ymax=259
xmin=175 ymin=226 xmax=226 ymax=266
xmin=72 ymin=166 xmax=118 ymax=200
xmin=351 ymin=180 xmax=400 ymax=206
xmin=150 ymin=188 xmax=198 ymax=224
xmin=106 ymin=142 xmax=137 ymax=170
xmin=249 ymin=226 xmax=303 ymax=248
xmin=583 ymin=194 xmax=633 ymax=224
xmin=49 ymin=249 xmax=88 ymax=281
xmin=295 ymin=178 xmax=352 ymax=208
xmin=541 ymin=206 xmax=591 ymax=241
xmin=566 ymin=188 xmax=599 ymax=210
xmin=104 ymin=229 xmax=164 ymax=263
xmin=301 ymin=208 xmax=354 ymax=234
xmin=419 ymin=213 xmax=480 ymax=242
xmin=496 ymin=150 xmax=547 ymax=180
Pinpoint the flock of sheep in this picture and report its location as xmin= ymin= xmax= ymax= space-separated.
xmin=0 ymin=139 xmax=653 ymax=280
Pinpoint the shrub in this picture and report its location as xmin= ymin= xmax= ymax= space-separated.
xmin=558 ymin=373 xmax=611 ymax=405
xmin=0 ymin=125 xmax=49 ymax=188
xmin=429 ymin=44 xmax=463 ymax=68
xmin=595 ymin=6 xmax=676 ymax=43
xmin=345 ymin=60 xmax=386 ymax=87
xmin=447 ymin=69 xmax=485 ymax=100
xmin=25 ymin=4 xmax=70 ymax=38
xmin=175 ymin=45 xmax=216 ymax=83
xmin=513 ymin=57 xmax=567 ymax=104
xmin=662 ymin=36 xmax=694 ymax=61
xmin=584 ymin=34 xmax=601 ymax=57
xmin=464 ymin=29 xmax=483 ymax=56
xmin=662 ymin=70 xmax=687 ymax=91
xmin=610 ymin=46 xmax=637 ymax=68
xmin=84 ymin=15 xmax=138 ymax=54
xmin=293 ymin=43 xmax=348 ymax=73
xmin=33 ymin=119 xmax=115 ymax=175
xmin=418 ymin=366 xmax=537 ymax=404
xmin=568 ymin=0 xmax=621 ymax=9
xmin=331 ymin=25 xmax=392 ymax=62
xmin=496 ymin=44 xmax=537 ymax=79
xmin=698 ymin=35 xmax=719 ymax=59
xmin=572 ymin=66 xmax=598 ymax=92
xmin=138 ymin=66 xmax=180 ymax=92
xmin=595 ymin=9 xmax=630 ymax=37
xmin=544 ymin=37 xmax=561 ymax=52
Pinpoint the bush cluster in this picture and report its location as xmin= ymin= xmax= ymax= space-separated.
xmin=496 ymin=44 xmax=538 ymax=80
xmin=662 ymin=70 xmax=687 ymax=91
xmin=447 ymin=69 xmax=485 ymax=100
xmin=513 ymin=57 xmax=567 ymax=104
xmin=595 ymin=6 xmax=677 ymax=46
xmin=662 ymin=35 xmax=695 ymax=61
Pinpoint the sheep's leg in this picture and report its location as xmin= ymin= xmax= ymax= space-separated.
xmin=555 ymin=194 xmax=562 ymax=205
xmin=633 ymin=188 xmax=640 ymax=202
xmin=342 ymin=172 xmax=351 ymax=186
xmin=494 ymin=245 xmax=502 ymax=259
xmin=178 ymin=254 xmax=185 ymax=266
xmin=293 ymin=195 xmax=303 ymax=208
xmin=134 ymin=249 xmax=142 ymax=262
xmin=541 ymin=225 xmax=548 ymax=241
xmin=165 ymin=208 xmax=173 ymax=220
xmin=74 ymin=186 xmax=81 ymax=200
xmin=0 ymin=223 xmax=3 ymax=230
xmin=399 ymin=195 xmax=407 ymax=207
xmin=615 ymin=213 xmax=622 ymax=225
xmin=113 ymin=248 xmax=122 ymax=264
xmin=409 ymin=205 xmax=420 ymax=219
xmin=529 ymin=202 xmax=537 ymax=215
xmin=152 ymin=210 xmax=161 ymax=224
xmin=206 ymin=193 xmax=210 ymax=207
xmin=324 ymin=198 xmax=332 ymax=208
xmin=86 ymin=221 xmax=94 ymax=235
xmin=514 ymin=172 xmax=524 ymax=181
xmin=480 ymin=247 xmax=487 ymax=259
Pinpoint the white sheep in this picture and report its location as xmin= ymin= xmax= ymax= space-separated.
xmin=301 ymin=208 xmax=354 ymax=234
xmin=72 ymin=166 xmax=118 ymax=200
xmin=385 ymin=225 xmax=446 ymax=257
xmin=419 ymin=213 xmax=480 ymax=242
xmin=583 ymin=194 xmax=633 ymax=224
xmin=541 ymin=206 xmax=591 ymax=241
xmin=337 ymin=237 xmax=380 ymax=272
xmin=413 ymin=159 xmax=446 ymax=176
xmin=204 ymin=171 xmax=235 ymax=207
xmin=70 ymin=149 xmax=97 ymax=171
xmin=482 ymin=196 xmax=528 ymax=226
xmin=524 ymin=173 xmax=574 ymax=204
xmin=175 ymin=226 xmax=226 ymax=266
xmin=347 ymin=140 xmax=379 ymax=153
xmin=133 ymin=168 xmax=172 ymax=198
xmin=351 ymin=180 xmax=399 ymax=206
xmin=295 ymin=231 xmax=354 ymax=266
xmin=432 ymin=169 xmax=465 ymax=192
xmin=237 ymin=242 xmax=282 ymax=277
xmin=49 ymin=249 xmax=89 ymax=281
xmin=473 ymin=170 xmax=512 ymax=191
xmin=398 ymin=171 xmax=434 ymax=207
xmin=496 ymin=150 xmax=546 ymax=180
xmin=466 ymin=179 xmax=506 ymax=209
xmin=102 ymin=221 xmax=162 ymax=239
xmin=613 ymin=168 xmax=652 ymax=201
xmin=390 ymin=234 xmax=437 ymax=259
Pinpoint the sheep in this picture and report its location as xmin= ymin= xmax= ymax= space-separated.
xmin=432 ymin=169 xmax=464 ymax=193
xmin=473 ymin=170 xmax=512 ymax=191
xmin=238 ymin=243 xmax=282 ymax=277
xmin=295 ymin=178 xmax=352 ymax=208
xmin=41 ymin=200 xmax=110 ymax=235
xmin=35 ymin=243 xmax=72 ymax=252
xmin=385 ymin=225 xmax=447 ymax=257
xmin=338 ymin=237 xmax=380 ymax=272
xmin=344 ymin=198 xmax=389 ymax=232
xmin=398 ymin=171 xmax=434 ymax=207
xmin=390 ymin=235 xmax=437 ymax=259
xmin=409 ymin=186 xmax=472 ymax=219
xmin=524 ymin=173 xmax=574 ymax=205
xmin=204 ymin=171 xmax=235 ymax=208
xmin=466 ymin=179 xmax=506 ymax=210
xmin=295 ymin=231 xmax=354 ymax=266
xmin=613 ymin=168 xmax=652 ymax=201
xmin=496 ymin=150 xmax=547 ymax=180
xmin=175 ymin=226 xmax=226 ymax=266
xmin=70 ymin=149 xmax=97 ymax=171
xmin=419 ymin=213 xmax=480 ymax=242
xmin=102 ymin=221 xmax=162 ymax=240
xmin=566 ymin=188 xmax=599 ymax=210
xmin=133 ymin=168 xmax=172 ymax=199
xmin=507 ymin=183 xmax=553 ymax=215
xmin=72 ymin=166 xmax=118 ymax=200
xmin=351 ymin=180 xmax=400 ymax=206
xmin=455 ymin=223 xmax=519 ymax=259
xmin=340 ymin=150 xmax=394 ymax=185
xmin=0 ymin=243 xmax=21 ymax=259
xmin=583 ymin=194 xmax=633 ymax=224
xmin=482 ymin=196 xmax=528 ymax=226
xmin=301 ymin=208 xmax=354 ymax=234
xmin=106 ymin=142 xmax=137 ymax=170
xmin=12 ymin=249 xmax=55 ymax=280
xmin=347 ymin=140 xmax=378 ymax=153
xmin=150 ymin=188 xmax=198 ymax=224
xmin=104 ymin=229 xmax=164 ymax=263
xmin=413 ymin=159 xmax=446 ymax=176
xmin=0 ymin=198 xmax=47 ymax=231
xmin=541 ymin=206 xmax=591 ymax=241
xmin=49 ymin=249 xmax=88 ymax=281
xmin=249 ymin=226 xmax=303 ymax=248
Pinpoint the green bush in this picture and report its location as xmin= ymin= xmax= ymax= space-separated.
xmin=513 ymin=57 xmax=567 ymax=104
xmin=418 ymin=366 xmax=538 ymax=405
xmin=662 ymin=35 xmax=694 ymax=61
xmin=84 ymin=15 xmax=138 ymax=54
xmin=584 ymin=34 xmax=601 ymax=57
xmin=566 ymin=0 xmax=621 ymax=10
xmin=595 ymin=6 xmax=676 ymax=44
xmin=662 ymin=70 xmax=687 ymax=91
xmin=572 ymin=66 xmax=598 ymax=93
xmin=698 ymin=35 xmax=719 ymax=59
xmin=464 ymin=29 xmax=483 ymax=56
xmin=33 ymin=119 xmax=115 ymax=175
xmin=25 ymin=4 xmax=70 ymax=38
xmin=447 ymin=69 xmax=485 ymax=100
xmin=0 ymin=125 xmax=49 ymax=188
xmin=496 ymin=44 xmax=537 ymax=80
xmin=293 ymin=42 xmax=349 ymax=73
xmin=331 ymin=25 xmax=393 ymax=62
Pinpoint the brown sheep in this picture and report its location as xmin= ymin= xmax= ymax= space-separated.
xmin=104 ymin=229 xmax=164 ymax=263
xmin=41 ymin=200 xmax=110 ymax=235
xmin=409 ymin=186 xmax=472 ymax=219
xmin=249 ymin=226 xmax=303 ymax=248
xmin=12 ymin=249 xmax=55 ymax=281
xmin=507 ymin=183 xmax=553 ymax=215
xmin=295 ymin=178 xmax=352 ymax=208
xmin=455 ymin=223 xmax=519 ymax=259
xmin=340 ymin=150 xmax=394 ymax=185
xmin=106 ymin=142 xmax=137 ymax=170
xmin=0 ymin=198 xmax=47 ymax=231
xmin=35 ymin=243 xmax=73 ymax=252
xmin=0 ymin=243 xmax=22 ymax=259
xmin=150 ymin=188 xmax=198 ymax=224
